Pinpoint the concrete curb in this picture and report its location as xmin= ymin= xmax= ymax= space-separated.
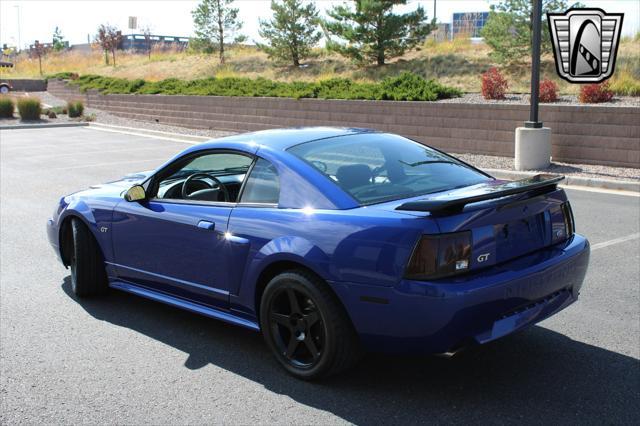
xmin=88 ymin=122 xmax=210 ymax=142
xmin=484 ymin=168 xmax=640 ymax=193
xmin=0 ymin=122 xmax=89 ymax=130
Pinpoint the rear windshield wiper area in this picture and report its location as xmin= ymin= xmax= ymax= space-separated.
xmin=399 ymin=160 xmax=460 ymax=167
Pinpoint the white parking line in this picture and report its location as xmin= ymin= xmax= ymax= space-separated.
xmin=87 ymin=125 xmax=199 ymax=144
xmin=46 ymin=157 xmax=168 ymax=171
xmin=591 ymin=233 xmax=640 ymax=251
xmin=561 ymin=185 xmax=640 ymax=198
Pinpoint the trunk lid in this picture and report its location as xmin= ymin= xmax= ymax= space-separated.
xmin=383 ymin=174 xmax=571 ymax=274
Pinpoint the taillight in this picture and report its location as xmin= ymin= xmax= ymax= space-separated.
xmin=562 ymin=201 xmax=575 ymax=235
xmin=551 ymin=201 xmax=575 ymax=244
xmin=405 ymin=231 xmax=472 ymax=280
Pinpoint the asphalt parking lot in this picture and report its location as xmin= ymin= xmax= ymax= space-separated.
xmin=1 ymin=126 xmax=639 ymax=425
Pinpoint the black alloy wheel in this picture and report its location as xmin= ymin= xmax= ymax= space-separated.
xmin=260 ymin=270 xmax=362 ymax=380
xmin=269 ymin=285 xmax=325 ymax=368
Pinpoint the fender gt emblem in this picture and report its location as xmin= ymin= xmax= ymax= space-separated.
xmin=477 ymin=253 xmax=491 ymax=263
xmin=100 ymin=226 xmax=109 ymax=233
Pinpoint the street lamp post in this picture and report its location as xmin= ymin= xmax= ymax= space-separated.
xmin=14 ymin=5 xmax=21 ymax=52
xmin=514 ymin=0 xmax=551 ymax=170
xmin=526 ymin=0 xmax=543 ymax=128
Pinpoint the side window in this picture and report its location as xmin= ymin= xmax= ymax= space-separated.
xmin=156 ymin=152 xmax=253 ymax=202
xmin=240 ymin=158 xmax=280 ymax=204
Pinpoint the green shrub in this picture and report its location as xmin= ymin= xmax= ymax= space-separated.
xmin=17 ymin=97 xmax=42 ymax=121
xmin=67 ymin=100 xmax=84 ymax=118
xmin=69 ymin=72 xmax=461 ymax=102
xmin=46 ymin=72 xmax=79 ymax=80
xmin=381 ymin=72 xmax=462 ymax=101
xmin=0 ymin=97 xmax=14 ymax=118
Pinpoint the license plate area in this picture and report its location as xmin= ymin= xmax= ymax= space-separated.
xmin=494 ymin=213 xmax=547 ymax=262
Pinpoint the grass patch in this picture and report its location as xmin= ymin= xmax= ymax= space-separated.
xmin=0 ymin=97 xmax=14 ymax=118
xmin=16 ymin=97 xmax=42 ymax=121
xmin=67 ymin=100 xmax=84 ymax=118
xmin=69 ymin=72 xmax=462 ymax=101
xmin=3 ymin=38 xmax=637 ymax=96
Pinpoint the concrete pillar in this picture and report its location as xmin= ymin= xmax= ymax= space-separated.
xmin=515 ymin=127 xmax=551 ymax=170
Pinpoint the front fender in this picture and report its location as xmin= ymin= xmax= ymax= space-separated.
xmin=56 ymin=195 xmax=117 ymax=267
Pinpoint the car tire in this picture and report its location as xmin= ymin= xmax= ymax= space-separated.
xmin=260 ymin=269 xmax=362 ymax=380
xmin=0 ymin=85 xmax=9 ymax=94
xmin=70 ymin=218 xmax=108 ymax=297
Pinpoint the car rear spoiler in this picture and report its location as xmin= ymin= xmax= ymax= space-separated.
xmin=396 ymin=174 xmax=565 ymax=215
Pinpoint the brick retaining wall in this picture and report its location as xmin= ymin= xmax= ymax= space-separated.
xmin=48 ymin=79 xmax=640 ymax=168
xmin=4 ymin=79 xmax=48 ymax=92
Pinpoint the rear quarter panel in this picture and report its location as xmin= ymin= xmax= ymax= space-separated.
xmin=228 ymin=206 xmax=438 ymax=315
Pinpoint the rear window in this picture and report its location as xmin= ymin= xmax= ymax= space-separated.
xmin=288 ymin=133 xmax=489 ymax=205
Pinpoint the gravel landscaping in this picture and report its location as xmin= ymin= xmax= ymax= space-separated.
xmin=436 ymin=93 xmax=640 ymax=107
xmin=27 ymin=91 xmax=639 ymax=183
xmin=456 ymin=153 xmax=640 ymax=182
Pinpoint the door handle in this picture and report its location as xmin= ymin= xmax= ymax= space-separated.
xmin=197 ymin=220 xmax=216 ymax=230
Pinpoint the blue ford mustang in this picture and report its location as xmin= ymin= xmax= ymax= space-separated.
xmin=47 ymin=127 xmax=590 ymax=379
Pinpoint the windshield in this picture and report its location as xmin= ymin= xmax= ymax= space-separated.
xmin=288 ymin=133 xmax=490 ymax=205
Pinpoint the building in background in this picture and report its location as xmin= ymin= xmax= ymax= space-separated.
xmin=122 ymin=34 xmax=189 ymax=52
xmin=452 ymin=12 xmax=489 ymax=38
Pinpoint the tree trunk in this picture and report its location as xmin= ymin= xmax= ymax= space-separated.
xmin=112 ymin=49 xmax=116 ymax=67
xmin=104 ymin=50 xmax=109 ymax=65
xmin=292 ymin=46 xmax=299 ymax=67
xmin=376 ymin=17 xmax=385 ymax=66
xmin=218 ymin=4 xmax=225 ymax=64
xmin=38 ymin=55 xmax=42 ymax=75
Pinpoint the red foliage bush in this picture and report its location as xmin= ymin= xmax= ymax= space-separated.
xmin=579 ymin=82 xmax=614 ymax=103
xmin=481 ymin=67 xmax=509 ymax=100
xmin=539 ymin=79 xmax=559 ymax=103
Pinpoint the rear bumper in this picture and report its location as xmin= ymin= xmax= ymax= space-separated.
xmin=330 ymin=234 xmax=590 ymax=353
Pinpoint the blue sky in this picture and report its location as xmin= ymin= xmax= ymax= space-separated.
xmin=1 ymin=0 xmax=638 ymax=49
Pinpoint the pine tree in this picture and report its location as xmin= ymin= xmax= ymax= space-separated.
xmin=52 ymin=27 xmax=66 ymax=52
xmin=323 ymin=0 xmax=434 ymax=66
xmin=481 ymin=0 xmax=583 ymax=65
xmin=192 ymin=0 xmax=243 ymax=63
xmin=257 ymin=0 xmax=322 ymax=67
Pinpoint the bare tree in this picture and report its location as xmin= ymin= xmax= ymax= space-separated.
xmin=142 ymin=27 xmax=152 ymax=59
xmin=96 ymin=24 xmax=123 ymax=66
xmin=31 ymin=41 xmax=49 ymax=75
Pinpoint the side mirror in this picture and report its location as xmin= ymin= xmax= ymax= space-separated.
xmin=124 ymin=184 xmax=146 ymax=202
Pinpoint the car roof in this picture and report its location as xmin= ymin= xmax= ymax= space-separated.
xmin=195 ymin=127 xmax=379 ymax=152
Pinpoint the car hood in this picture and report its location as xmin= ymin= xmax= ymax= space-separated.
xmin=71 ymin=170 xmax=155 ymax=199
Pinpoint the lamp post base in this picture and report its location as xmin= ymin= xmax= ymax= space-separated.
xmin=515 ymin=127 xmax=551 ymax=171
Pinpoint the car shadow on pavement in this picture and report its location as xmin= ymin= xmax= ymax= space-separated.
xmin=61 ymin=277 xmax=639 ymax=424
